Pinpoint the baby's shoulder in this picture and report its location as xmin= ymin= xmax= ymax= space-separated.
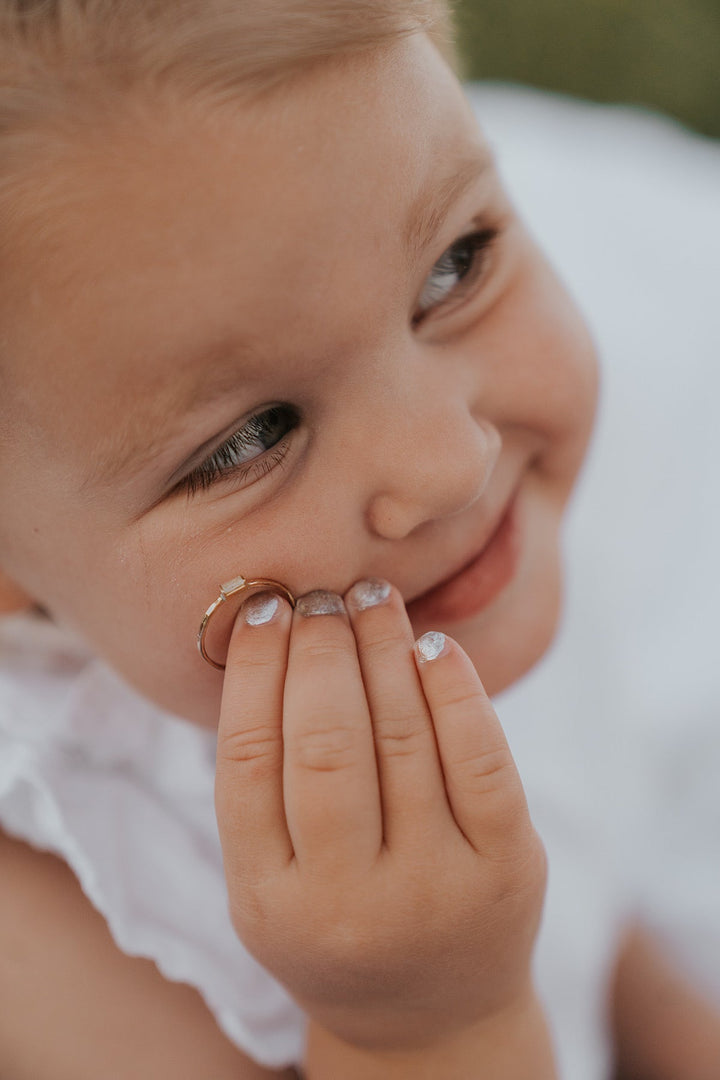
xmin=0 ymin=829 xmax=296 ymax=1080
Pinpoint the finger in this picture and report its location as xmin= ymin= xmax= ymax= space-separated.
xmin=345 ymin=579 xmax=453 ymax=851
xmin=215 ymin=591 xmax=295 ymax=882
xmin=282 ymin=591 xmax=382 ymax=872
xmin=413 ymin=631 xmax=531 ymax=859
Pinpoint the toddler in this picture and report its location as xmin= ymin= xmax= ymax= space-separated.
xmin=1 ymin=1 xmax=719 ymax=1077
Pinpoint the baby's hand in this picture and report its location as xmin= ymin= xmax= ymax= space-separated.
xmin=215 ymin=581 xmax=546 ymax=1054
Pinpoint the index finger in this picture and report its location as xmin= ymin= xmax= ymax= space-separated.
xmin=215 ymin=591 xmax=295 ymax=882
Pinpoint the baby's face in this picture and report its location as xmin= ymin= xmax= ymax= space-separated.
xmin=0 ymin=34 xmax=597 ymax=725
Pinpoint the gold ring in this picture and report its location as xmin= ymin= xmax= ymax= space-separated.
xmin=197 ymin=574 xmax=296 ymax=670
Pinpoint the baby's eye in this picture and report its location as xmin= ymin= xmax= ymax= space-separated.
xmin=414 ymin=226 xmax=498 ymax=323
xmin=178 ymin=403 xmax=300 ymax=496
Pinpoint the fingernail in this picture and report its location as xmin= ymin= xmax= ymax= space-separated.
xmin=243 ymin=592 xmax=281 ymax=626
xmin=347 ymin=578 xmax=391 ymax=611
xmin=415 ymin=631 xmax=447 ymax=664
xmin=296 ymin=590 xmax=345 ymax=617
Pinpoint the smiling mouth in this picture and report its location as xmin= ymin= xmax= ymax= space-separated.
xmin=405 ymin=490 xmax=522 ymax=625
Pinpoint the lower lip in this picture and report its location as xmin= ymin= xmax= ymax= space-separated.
xmin=407 ymin=495 xmax=521 ymax=625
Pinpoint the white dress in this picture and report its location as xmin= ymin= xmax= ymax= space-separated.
xmin=1 ymin=85 xmax=719 ymax=1078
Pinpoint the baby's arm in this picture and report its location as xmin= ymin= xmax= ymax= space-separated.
xmin=0 ymin=829 xmax=299 ymax=1080
xmin=611 ymin=923 xmax=720 ymax=1080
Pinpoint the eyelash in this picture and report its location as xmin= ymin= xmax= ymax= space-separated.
xmin=177 ymin=226 xmax=499 ymax=495
xmin=178 ymin=404 xmax=300 ymax=496
xmin=413 ymin=226 xmax=499 ymax=324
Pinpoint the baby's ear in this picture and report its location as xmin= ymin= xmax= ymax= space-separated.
xmin=0 ymin=570 xmax=33 ymax=614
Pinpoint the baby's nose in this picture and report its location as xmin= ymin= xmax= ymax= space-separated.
xmin=366 ymin=415 xmax=501 ymax=541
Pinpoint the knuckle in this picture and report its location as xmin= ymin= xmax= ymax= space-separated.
xmin=483 ymin=806 xmax=540 ymax=872
xmin=433 ymin=683 xmax=487 ymax=715
xmin=311 ymin=915 xmax=389 ymax=974
xmin=290 ymin=722 xmax=359 ymax=773
xmin=373 ymin=710 xmax=430 ymax=757
xmin=362 ymin=627 xmax=406 ymax=661
xmin=218 ymin=722 xmax=281 ymax=776
xmin=454 ymin=745 xmax=516 ymax=796
xmin=234 ymin=649 xmax=283 ymax=673
xmin=226 ymin=872 xmax=290 ymax=950
xmin=491 ymin=827 xmax=548 ymax=904
xmin=298 ymin=636 xmax=352 ymax=663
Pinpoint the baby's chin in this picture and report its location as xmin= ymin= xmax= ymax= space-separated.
xmin=471 ymin=588 xmax=562 ymax=700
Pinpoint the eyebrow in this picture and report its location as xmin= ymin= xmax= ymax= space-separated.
xmin=404 ymin=150 xmax=493 ymax=263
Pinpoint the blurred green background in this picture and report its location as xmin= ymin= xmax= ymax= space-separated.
xmin=453 ymin=0 xmax=720 ymax=137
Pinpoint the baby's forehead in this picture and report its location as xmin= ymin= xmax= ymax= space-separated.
xmin=0 ymin=40 xmax=493 ymax=455
xmin=5 ymin=64 xmax=483 ymax=301
xmin=7 ymin=36 xmax=480 ymax=225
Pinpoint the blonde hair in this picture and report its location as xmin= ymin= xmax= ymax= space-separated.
xmin=0 ymin=1 xmax=454 ymax=133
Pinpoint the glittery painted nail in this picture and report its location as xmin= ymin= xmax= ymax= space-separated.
xmin=243 ymin=592 xmax=281 ymax=626
xmin=296 ymin=590 xmax=345 ymax=617
xmin=347 ymin=578 xmax=391 ymax=612
xmin=415 ymin=631 xmax=447 ymax=664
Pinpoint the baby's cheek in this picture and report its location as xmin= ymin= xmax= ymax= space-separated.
xmin=97 ymin=588 xmax=226 ymax=728
xmin=55 ymin=515 xmax=219 ymax=722
xmin=512 ymin=275 xmax=599 ymax=483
